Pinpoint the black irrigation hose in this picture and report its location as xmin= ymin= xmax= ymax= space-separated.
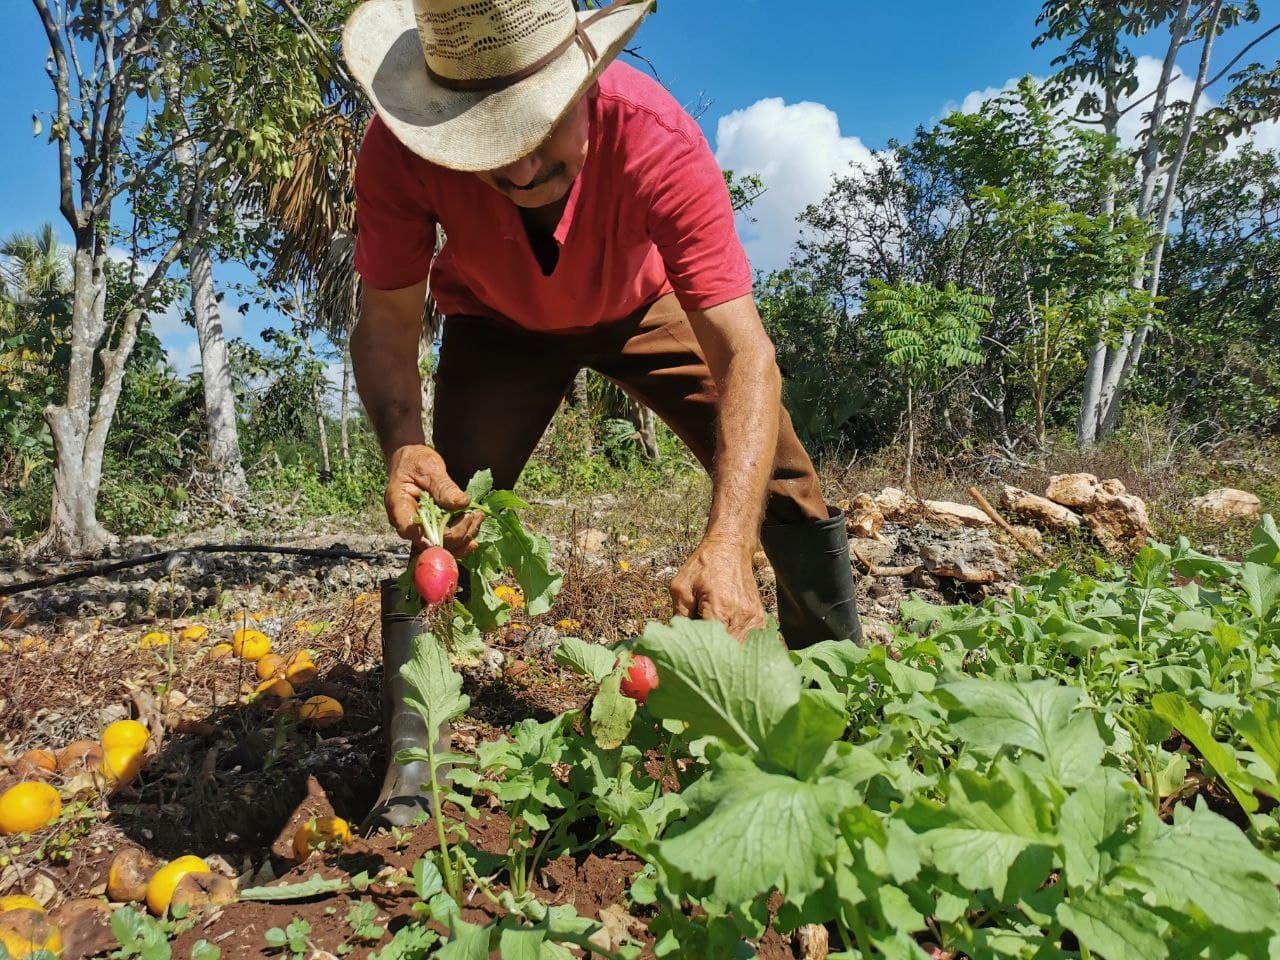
xmin=0 ymin=543 xmax=405 ymax=599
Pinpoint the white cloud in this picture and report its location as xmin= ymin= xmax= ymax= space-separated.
xmin=1250 ymin=121 xmax=1280 ymax=153
xmin=172 ymin=339 xmax=202 ymax=376
xmin=953 ymin=83 xmax=1017 ymax=118
xmin=714 ymin=98 xmax=876 ymax=272
xmin=320 ymin=359 xmax=345 ymax=416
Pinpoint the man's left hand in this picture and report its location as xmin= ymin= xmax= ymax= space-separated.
xmin=669 ymin=537 xmax=766 ymax=639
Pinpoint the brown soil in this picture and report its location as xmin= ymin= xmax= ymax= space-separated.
xmin=0 ymin=571 xmax=808 ymax=959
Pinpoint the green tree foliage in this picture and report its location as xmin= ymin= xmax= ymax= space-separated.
xmin=766 ymin=78 xmax=1156 ymax=454
xmin=761 ymin=67 xmax=1280 ymax=458
xmin=0 ymin=226 xmax=71 ymax=498
xmin=864 ymin=280 xmax=990 ymax=483
xmin=1034 ymin=0 xmax=1279 ymax=446
xmin=1135 ymin=143 xmax=1280 ymax=432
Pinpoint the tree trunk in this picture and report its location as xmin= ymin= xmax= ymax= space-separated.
xmin=339 ymin=342 xmax=352 ymax=461
xmin=1078 ymin=1 xmax=1193 ymax=448
xmin=315 ymin=387 xmax=332 ymax=478
xmin=571 ymin=369 xmax=594 ymax=456
xmin=38 ymin=245 xmax=135 ymax=557
xmin=1096 ymin=0 xmax=1222 ymax=441
xmin=301 ymin=329 xmax=331 ymax=478
xmin=633 ymin=402 xmax=659 ymax=461
xmin=37 ymin=246 xmax=113 ymax=556
xmin=904 ymin=383 xmax=915 ymax=488
xmin=295 ymin=292 xmax=332 ymax=479
xmin=188 ymin=242 xmax=248 ymax=498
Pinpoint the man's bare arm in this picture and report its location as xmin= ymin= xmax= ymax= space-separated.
xmin=687 ymin=293 xmax=781 ymax=549
xmin=668 ymin=293 xmax=780 ymax=635
xmin=350 ymin=281 xmax=479 ymax=553
xmin=350 ymin=280 xmax=431 ymax=460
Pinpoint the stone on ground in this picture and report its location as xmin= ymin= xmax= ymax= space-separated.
xmin=1188 ymin=487 xmax=1262 ymax=522
xmin=1001 ymin=485 xmax=1083 ymax=532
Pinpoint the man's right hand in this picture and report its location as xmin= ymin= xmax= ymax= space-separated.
xmin=385 ymin=445 xmax=483 ymax=556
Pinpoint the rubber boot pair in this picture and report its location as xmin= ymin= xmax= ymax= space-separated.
xmin=760 ymin=506 xmax=863 ymax=648
xmin=361 ymin=580 xmax=450 ymax=834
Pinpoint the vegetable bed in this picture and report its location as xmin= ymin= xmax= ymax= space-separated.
xmin=5 ymin=504 xmax=1280 ymax=959
xmin=223 ymin=513 xmax=1280 ymax=958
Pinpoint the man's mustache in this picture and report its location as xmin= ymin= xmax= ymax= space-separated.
xmin=498 ymin=162 xmax=567 ymax=192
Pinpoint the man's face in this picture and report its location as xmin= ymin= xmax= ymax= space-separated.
xmin=475 ymin=91 xmax=592 ymax=209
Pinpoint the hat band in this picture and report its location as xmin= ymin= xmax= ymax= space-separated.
xmin=424 ymin=0 xmax=633 ymax=93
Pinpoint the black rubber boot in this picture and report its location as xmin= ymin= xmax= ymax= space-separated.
xmin=361 ymin=579 xmax=451 ymax=834
xmin=760 ymin=507 xmax=863 ymax=648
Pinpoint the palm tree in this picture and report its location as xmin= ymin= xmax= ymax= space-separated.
xmin=1 ymin=224 xmax=70 ymax=318
xmin=0 ymin=224 xmax=72 ymax=495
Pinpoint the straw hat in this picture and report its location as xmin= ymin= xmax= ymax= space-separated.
xmin=343 ymin=0 xmax=652 ymax=172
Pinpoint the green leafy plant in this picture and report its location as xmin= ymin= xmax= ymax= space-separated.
xmin=344 ymin=902 xmax=385 ymax=945
xmin=396 ymin=631 xmax=476 ymax=904
xmin=263 ymin=918 xmax=311 ymax=960
xmin=109 ymin=906 xmax=184 ymax=960
xmin=394 ymin=469 xmax=563 ymax=660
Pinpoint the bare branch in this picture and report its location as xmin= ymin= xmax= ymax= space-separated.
xmin=32 ymin=0 xmax=78 ymax=228
xmin=1203 ymin=21 xmax=1280 ymax=90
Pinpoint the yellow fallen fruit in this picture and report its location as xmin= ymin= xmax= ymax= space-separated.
xmin=101 ymin=719 xmax=149 ymax=753
xmin=255 ymin=653 xmax=285 ymax=681
xmin=54 ymin=740 xmax=102 ymax=774
xmin=207 ymin=642 xmax=234 ymax=660
xmin=100 ymin=745 xmax=144 ymax=788
xmin=179 ymin=625 xmax=209 ymax=645
xmin=494 ymin=584 xmax=524 ymax=609
xmin=284 ymin=651 xmax=317 ymax=686
xmin=107 ymin=848 xmax=158 ymax=904
xmin=0 ymin=782 xmax=62 ymax=835
xmin=0 ymin=908 xmax=61 ymax=958
xmin=15 ymin=750 xmax=57 ymax=779
xmin=145 ymin=856 xmax=210 ymax=916
xmin=0 ymin=896 xmax=43 ymax=914
xmin=232 ymin=628 xmax=270 ymax=661
xmin=298 ymin=696 xmax=343 ymax=728
xmin=138 ymin=631 xmax=170 ymax=649
xmin=170 ymin=872 xmax=236 ymax=914
xmin=253 ymin=677 xmax=294 ymax=699
xmin=292 ymin=816 xmax=352 ymax=860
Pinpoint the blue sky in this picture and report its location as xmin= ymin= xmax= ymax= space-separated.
xmin=1 ymin=1 xmax=1276 ymax=375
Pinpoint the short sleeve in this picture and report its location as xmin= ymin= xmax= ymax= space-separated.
xmin=645 ymin=127 xmax=754 ymax=312
xmin=353 ymin=116 xmax=438 ymax=290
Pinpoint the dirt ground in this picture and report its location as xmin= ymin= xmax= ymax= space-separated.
xmin=1 ymin=520 xmax=842 ymax=958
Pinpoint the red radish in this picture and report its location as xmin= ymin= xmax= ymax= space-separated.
xmin=619 ymin=654 xmax=659 ymax=704
xmin=414 ymin=547 xmax=459 ymax=606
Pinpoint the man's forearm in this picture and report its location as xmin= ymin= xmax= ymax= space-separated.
xmin=350 ymin=284 xmax=430 ymax=462
xmin=705 ymin=350 xmax=780 ymax=546
xmin=687 ymin=296 xmax=782 ymax=548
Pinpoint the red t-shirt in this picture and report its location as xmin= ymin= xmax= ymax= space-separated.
xmin=353 ymin=61 xmax=753 ymax=332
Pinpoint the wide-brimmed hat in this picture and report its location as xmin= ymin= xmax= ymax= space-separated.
xmin=342 ymin=0 xmax=652 ymax=172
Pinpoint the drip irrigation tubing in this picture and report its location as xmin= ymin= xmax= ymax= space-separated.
xmin=0 ymin=543 xmax=404 ymax=599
